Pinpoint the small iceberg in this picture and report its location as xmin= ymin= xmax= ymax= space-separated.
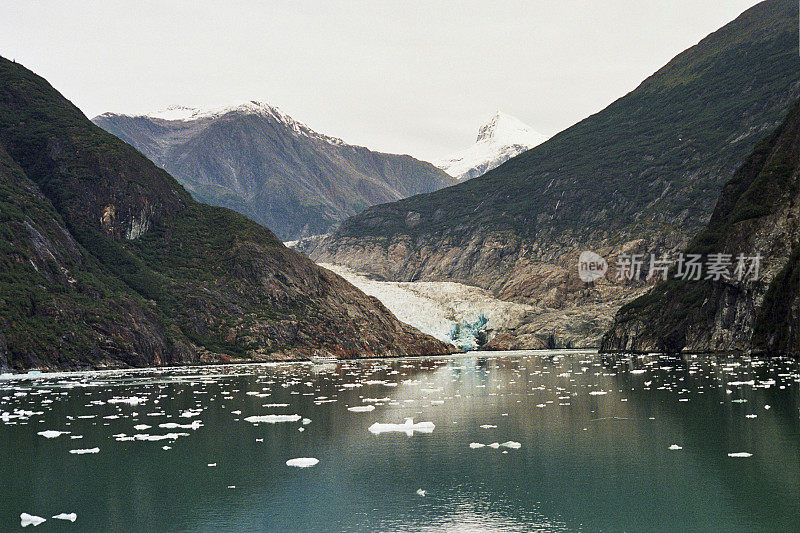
xmin=69 ymin=447 xmax=100 ymax=455
xmin=347 ymin=405 xmax=375 ymax=412
xmin=37 ymin=430 xmax=69 ymax=439
xmin=501 ymin=441 xmax=521 ymax=449
xmin=728 ymin=452 xmax=753 ymax=458
xmin=469 ymin=443 xmax=486 ymax=449
xmin=52 ymin=513 xmax=77 ymax=522
xmin=108 ymin=396 xmax=146 ymax=405
xmin=669 ymin=444 xmax=683 ymax=450
xmin=416 ymin=489 xmax=427 ymax=497
xmin=20 ymin=513 xmax=46 ymax=527
xmin=286 ymin=457 xmax=319 ymax=468
xmin=244 ymin=414 xmax=301 ymax=424
xmin=368 ymin=418 xmax=435 ymax=436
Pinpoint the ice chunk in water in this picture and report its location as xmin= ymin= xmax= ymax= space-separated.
xmin=488 ymin=443 xmax=500 ymax=449
xmin=52 ymin=513 xmax=77 ymax=522
xmin=501 ymin=441 xmax=521 ymax=449
xmin=69 ymin=447 xmax=99 ymax=454
xmin=244 ymin=414 xmax=301 ymax=424
xmin=480 ymin=424 xmax=497 ymax=429
xmin=286 ymin=457 xmax=319 ymax=468
xmin=669 ymin=444 xmax=683 ymax=450
xmin=368 ymin=418 xmax=434 ymax=436
xmin=469 ymin=443 xmax=486 ymax=449
xmin=37 ymin=430 xmax=69 ymax=439
xmin=728 ymin=452 xmax=753 ymax=458
xmin=108 ymin=396 xmax=146 ymax=405
xmin=416 ymin=489 xmax=427 ymax=497
xmin=347 ymin=405 xmax=375 ymax=412
xmin=20 ymin=513 xmax=46 ymax=527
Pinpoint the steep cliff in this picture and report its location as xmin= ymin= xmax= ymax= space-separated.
xmin=93 ymin=103 xmax=456 ymax=240
xmin=0 ymin=57 xmax=454 ymax=372
xmin=602 ymin=100 xmax=800 ymax=356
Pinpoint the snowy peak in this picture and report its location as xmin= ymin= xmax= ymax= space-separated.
xmin=98 ymin=101 xmax=346 ymax=146
xmin=475 ymin=111 xmax=546 ymax=146
xmin=436 ymin=111 xmax=548 ymax=181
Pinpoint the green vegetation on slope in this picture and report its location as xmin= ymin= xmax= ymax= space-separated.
xmin=602 ymin=99 xmax=800 ymax=355
xmin=0 ymin=56 xmax=451 ymax=370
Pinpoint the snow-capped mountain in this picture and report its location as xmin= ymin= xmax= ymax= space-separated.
xmin=437 ymin=111 xmax=548 ymax=181
xmin=93 ymin=102 xmax=455 ymax=240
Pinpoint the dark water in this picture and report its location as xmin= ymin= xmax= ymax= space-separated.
xmin=1 ymin=350 xmax=799 ymax=532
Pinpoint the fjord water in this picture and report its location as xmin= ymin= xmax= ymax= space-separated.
xmin=1 ymin=351 xmax=799 ymax=532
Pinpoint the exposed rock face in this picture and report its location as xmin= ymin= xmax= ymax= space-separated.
xmin=601 ymin=100 xmax=800 ymax=356
xmin=309 ymin=0 xmax=800 ymax=347
xmin=0 ymin=57 xmax=455 ymax=371
xmin=93 ymin=102 xmax=456 ymax=240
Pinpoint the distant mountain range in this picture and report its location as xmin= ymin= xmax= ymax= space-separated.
xmin=0 ymin=57 xmax=453 ymax=371
xmin=436 ymin=111 xmax=547 ymax=181
xmin=93 ymin=103 xmax=456 ymax=241
xmin=309 ymin=0 xmax=800 ymax=349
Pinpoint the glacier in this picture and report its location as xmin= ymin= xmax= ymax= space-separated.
xmin=320 ymin=263 xmax=534 ymax=350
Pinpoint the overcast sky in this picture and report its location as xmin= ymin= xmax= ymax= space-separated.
xmin=1 ymin=0 xmax=763 ymax=161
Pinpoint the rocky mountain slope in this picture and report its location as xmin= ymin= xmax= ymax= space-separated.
xmin=436 ymin=111 xmax=547 ymax=181
xmin=602 ymin=100 xmax=800 ymax=356
xmin=93 ymin=103 xmax=456 ymax=240
xmin=308 ymin=0 xmax=800 ymax=348
xmin=0 ymin=56 xmax=454 ymax=372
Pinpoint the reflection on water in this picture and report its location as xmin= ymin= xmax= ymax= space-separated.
xmin=1 ymin=350 xmax=799 ymax=532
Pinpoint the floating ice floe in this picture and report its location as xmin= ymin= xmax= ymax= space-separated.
xmin=69 ymin=447 xmax=99 ymax=454
xmin=416 ymin=489 xmax=427 ymax=497
xmin=244 ymin=414 xmax=301 ymax=424
xmin=20 ymin=513 xmax=46 ymax=527
xmin=108 ymin=396 xmax=146 ymax=405
xmin=469 ymin=443 xmax=486 ymax=449
xmin=52 ymin=513 xmax=77 ymax=522
xmin=728 ymin=452 xmax=753 ymax=458
xmin=286 ymin=457 xmax=319 ymax=468
xmin=368 ymin=418 xmax=435 ymax=436
xmin=37 ymin=430 xmax=69 ymax=439
xmin=159 ymin=420 xmax=203 ymax=430
xmin=134 ymin=424 xmax=151 ymax=430
xmin=479 ymin=424 xmax=497 ymax=429
xmin=669 ymin=444 xmax=683 ymax=450
xmin=501 ymin=441 xmax=521 ymax=449
xmin=347 ymin=405 xmax=375 ymax=412
xmin=589 ymin=391 xmax=608 ymax=396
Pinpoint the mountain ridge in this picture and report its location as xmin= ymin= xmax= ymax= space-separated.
xmin=0 ymin=56 xmax=454 ymax=371
xmin=93 ymin=102 xmax=456 ymax=240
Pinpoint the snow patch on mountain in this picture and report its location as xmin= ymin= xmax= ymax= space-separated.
xmin=320 ymin=263 xmax=534 ymax=349
xmin=437 ymin=111 xmax=548 ymax=181
xmin=97 ymin=101 xmax=346 ymax=146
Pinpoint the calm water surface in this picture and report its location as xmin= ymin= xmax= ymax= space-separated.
xmin=1 ymin=350 xmax=799 ymax=532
